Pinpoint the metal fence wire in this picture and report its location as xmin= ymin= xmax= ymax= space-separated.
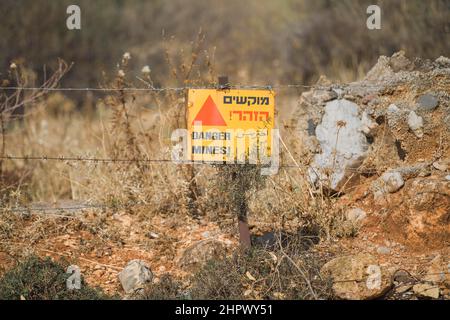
xmin=0 ymin=81 xmax=398 ymax=214
xmin=0 ymin=82 xmax=386 ymax=93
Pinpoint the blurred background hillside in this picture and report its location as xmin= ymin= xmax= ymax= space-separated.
xmin=1 ymin=0 xmax=449 ymax=94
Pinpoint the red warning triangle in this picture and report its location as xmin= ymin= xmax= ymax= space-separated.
xmin=192 ymin=95 xmax=227 ymax=126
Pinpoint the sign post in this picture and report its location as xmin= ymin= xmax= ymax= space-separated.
xmin=186 ymin=77 xmax=275 ymax=249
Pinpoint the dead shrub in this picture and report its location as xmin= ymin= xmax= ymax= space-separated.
xmin=138 ymin=274 xmax=185 ymax=300
xmin=189 ymin=243 xmax=333 ymax=300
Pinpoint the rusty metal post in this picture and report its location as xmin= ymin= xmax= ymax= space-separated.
xmin=218 ymin=75 xmax=229 ymax=90
xmin=238 ymin=218 xmax=251 ymax=249
xmin=218 ymin=76 xmax=251 ymax=249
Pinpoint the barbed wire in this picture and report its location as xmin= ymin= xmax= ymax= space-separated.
xmin=0 ymin=155 xmax=379 ymax=174
xmin=0 ymin=81 xmax=387 ymax=93
xmin=3 ymin=200 xmax=146 ymax=215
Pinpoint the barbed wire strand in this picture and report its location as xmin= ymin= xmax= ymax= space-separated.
xmin=0 ymin=155 xmax=379 ymax=174
xmin=4 ymin=201 xmax=145 ymax=214
xmin=0 ymin=81 xmax=388 ymax=93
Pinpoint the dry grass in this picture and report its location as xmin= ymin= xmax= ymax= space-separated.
xmin=139 ymin=241 xmax=334 ymax=300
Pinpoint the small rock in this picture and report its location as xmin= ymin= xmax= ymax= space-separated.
xmin=343 ymin=94 xmax=356 ymax=101
xmin=147 ymin=232 xmax=159 ymax=239
xmin=178 ymin=240 xmax=226 ymax=271
xmin=387 ymin=104 xmax=400 ymax=114
xmin=376 ymin=246 xmax=391 ymax=255
xmin=332 ymin=88 xmax=344 ymax=97
xmin=407 ymin=111 xmax=424 ymax=138
xmin=417 ymin=94 xmax=439 ymax=111
xmin=432 ymin=161 xmax=448 ymax=172
xmin=346 ymin=208 xmax=367 ymax=223
xmin=393 ymin=270 xmax=415 ymax=284
xmin=396 ymin=284 xmax=412 ymax=294
xmin=389 ymin=51 xmax=413 ymax=72
xmin=320 ymin=253 xmax=392 ymax=300
xmin=435 ymin=56 xmax=450 ymax=67
xmin=407 ymin=177 xmax=450 ymax=211
xmin=302 ymin=89 xmax=337 ymax=105
xmin=423 ymin=254 xmax=450 ymax=285
xmin=412 ymin=283 xmax=440 ymax=299
xmin=118 ymin=260 xmax=153 ymax=294
xmin=307 ymin=119 xmax=316 ymax=136
xmin=362 ymin=94 xmax=377 ymax=105
xmin=446 ymin=175 xmax=450 ymax=181
xmin=201 ymin=231 xmax=211 ymax=238
xmin=384 ymin=172 xmax=404 ymax=192
xmin=386 ymin=104 xmax=402 ymax=128
xmin=382 ymin=171 xmax=404 ymax=193
xmin=158 ymin=266 xmax=166 ymax=272
xmin=315 ymin=89 xmax=338 ymax=102
xmin=360 ymin=112 xmax=378 ymax=135
xmin=364 ymin=55 xmax=396 ymax=81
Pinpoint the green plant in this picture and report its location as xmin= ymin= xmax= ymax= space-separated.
xmin=0 ymin=255 xmax=115 ymax=300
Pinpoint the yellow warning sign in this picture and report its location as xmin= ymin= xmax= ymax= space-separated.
xmin=187 ymin=89 xmax=275 ymax=163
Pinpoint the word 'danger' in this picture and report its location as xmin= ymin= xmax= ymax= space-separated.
xmin=186 ymin=89 xmax=275 ymax=165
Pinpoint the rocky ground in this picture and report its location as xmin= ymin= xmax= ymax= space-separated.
xmin=288 ymin=51 xmax=449 ymax=299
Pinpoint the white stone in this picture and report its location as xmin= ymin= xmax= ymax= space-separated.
xmin=148 ymin=232 xmax=159 ymax=239
xmin=376 ymin=246 xmax=391 ymax=255
xmin=308 ymin=99 xmax=369 ymax=190
xmin=381 ymin=171 xmax=404 ymax=193
xmin=387 ymin=104 xmax=400 ymax=113
xmin=201 ymin=231 xmax=211 ymax=238
xmin=346 ymin=208 xmax=367 ymax=223
xmin=360 ymin=111 xmax=378 ymax=135
xmin=435 ymin=56 xmax=450 ymax=67
xmin=372 ymin=170 xmax=405 ymax=198
xmin=407 ymin=111 xmax=424 ymax=138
